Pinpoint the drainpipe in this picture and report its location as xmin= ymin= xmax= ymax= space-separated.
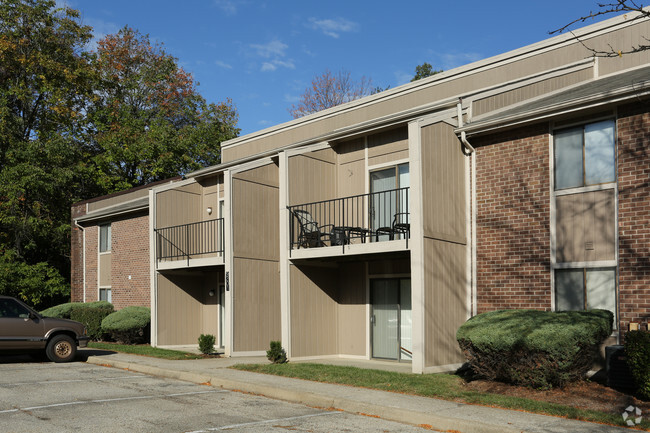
xmin=73 ymin=219 xmax=86 ymax=303
xmin=456 ymin=99 xmax=475 ymax=154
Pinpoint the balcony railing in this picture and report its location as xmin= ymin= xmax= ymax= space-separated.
xmin=288 ymin=187 xmax=409 ymax=253
xmin=155 ymin=218 xmax=224 ymax=264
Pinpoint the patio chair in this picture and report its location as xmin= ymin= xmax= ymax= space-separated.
xmin=374 ymin=212 xmax=410 ymax=241
xmin=290 ymin=209 xmax=333 ymax=248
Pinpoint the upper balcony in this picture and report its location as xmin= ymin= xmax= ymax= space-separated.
xmin=155 ymin=218 xmax=224 ymax=269
xmin=288 ymin=187 xmax=410 ymax=259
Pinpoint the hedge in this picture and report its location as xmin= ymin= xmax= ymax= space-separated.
xmin=456 ymin=309 xmax=613 ymax=389
xmin=41 ymin=301 xmax=113 ymax=319
xmin=101 ymin=306 xmax=151 ymax=344
xmin=41 ymin=301 xmax=114 ymax=340
xmin=625 ymin=330 xmax=650 ymax=400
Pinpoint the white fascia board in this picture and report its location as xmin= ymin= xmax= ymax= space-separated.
xmin=150 ymin=177 xmax=197 ymax=194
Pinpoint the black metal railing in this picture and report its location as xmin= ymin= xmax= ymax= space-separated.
xmin=155 ymin=218 xmax=224 ymax=264
xmin=288 ymin=187 xmax=409 ymax=252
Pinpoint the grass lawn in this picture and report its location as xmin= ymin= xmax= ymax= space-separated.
xmin=87 ymin=341 xmax=204 ymax=360
xmin=233 ymin=363 xmax=649 ymax=429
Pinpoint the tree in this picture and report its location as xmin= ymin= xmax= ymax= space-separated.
xmin=551 ymin=1 xmax=650 ymax=57
xmin=0 ymin=0 xmax=95 ymax=307
xmin=411 ymin=62 xmax=443 ymax=82
xmin=88 ymin=27 xmax=239 ymax=192
xmin=289 ymin=69 xmax=374 ymax=118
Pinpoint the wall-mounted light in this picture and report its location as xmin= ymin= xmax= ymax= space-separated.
xmin=206 ymin=207 xmax=213 ymax=215
xmin=208 ymin=289 xmax=215 ymax=297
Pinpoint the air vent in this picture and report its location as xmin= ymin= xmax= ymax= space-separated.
xmin=585 ymin=241 xmax=594 ymax=250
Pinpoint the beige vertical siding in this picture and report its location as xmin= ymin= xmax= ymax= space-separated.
xmin=367 ymin=128 xmax=408 ymax=166
xmin=289 ymin=264 xmax=338 ymax=357
xmin=337 ymin=262 xmax=367 ymax=356
xmin=232 ymin=258 xmax=281 ymax=351
xmin=231 ymin=163 xmax=281 ymax=352
xmin=221 ymin=20 xmax=650 ymax=163
xmin=421 ymin=123 xmax=466 ymax=244
xmin=423 ymin=239 xmax=467 ymax=367
xmin=288 ymin=152 xmax=336 ymax=206
xmin=472 ymin=68 xmax=594 ymax=116
xmin=156 ymin=272 xmax=203 ymax=345
xmin=336 ymin=137 xmax=365 ymax=198
xmin=556 ymin=189 xmax=616 ymax=262
xmin=156 ymin=182 xmax=202 ymax=228
xmin=99 ymin=253 xmax=111 ymax=287
xmin=87 ymin=188 xmax=150 ymax=212
xmin=368 ymin=258 xmax=411 ymax=275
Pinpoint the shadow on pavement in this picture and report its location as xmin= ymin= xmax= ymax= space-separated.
xmin=0 ymin=348 xmax=117 ymax=364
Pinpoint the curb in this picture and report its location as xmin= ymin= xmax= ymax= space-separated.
xmin=86 ymin=356 xmax=522 ymax=433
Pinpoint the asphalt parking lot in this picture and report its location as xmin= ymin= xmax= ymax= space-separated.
xmin=0 ymin=355 xmax=429 ymax=432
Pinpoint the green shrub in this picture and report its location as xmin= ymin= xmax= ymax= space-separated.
xmin=70 ymin=302 xmax=115 ymax=340
xmin=625 ymin=330 xmax=650 ymax=400
xmin=266 ymin=341 xmax=287 ymax=364
xmin=456 ymin=309 xmax=612 ymax=389
xmin=101 ymin=306 xmax=150 ymax=344
xmin=198 ymin=334 xmax=216 ymax=354
xmin=41 ymin=301 xmax=112 ymax=319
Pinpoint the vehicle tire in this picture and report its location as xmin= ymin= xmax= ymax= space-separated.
xmin=46 ymin=335 xmax=77 ymax=363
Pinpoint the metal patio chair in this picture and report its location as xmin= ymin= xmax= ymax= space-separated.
xmin=290 ymin=209 xmax=333 ymax=248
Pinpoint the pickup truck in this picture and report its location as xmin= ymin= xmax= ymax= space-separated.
xmin=0 ymin=295 xmax=90 ymax=362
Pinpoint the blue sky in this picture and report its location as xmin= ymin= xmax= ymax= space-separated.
xmin=61 ymin=1 xmax=611 ymax=136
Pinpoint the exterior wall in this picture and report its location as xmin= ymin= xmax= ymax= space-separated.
xmin=231 ymin=163 xmax=281 ymax=352
xmin=156 ymin=271 xmax=221 ymax=346
xmin=288 ymin=148 xmax=336 ymax=206
xmin=420 ymin=122 xmax=468 ymax=367
xmin=474 ymin=123 xmax=552 ymax=312
xmin=367 ymin=127 xmax=408 ymax=167
xmin=70 ymin=203 xmax=86 ymax=302
xmin=156 ymin=182 xmax=202 ymax=229
xmin=111 ymin=214 xmax=150 ymax=309
xmin=337 ymin=262 xmax=366 ymax=357
xmin=85 ymin=226 xmax=98 ymax=302
xmin=335 ymin=137 xmax=365 ymax=198
xmin=617 ymin=103 xmax=650 ymax=333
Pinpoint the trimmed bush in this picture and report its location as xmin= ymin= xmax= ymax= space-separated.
xmin=625 ymin=330 xmax=650 ymax=400
xmin=266 ymin=341 xmax=287 ymax=364
xmin=456 ymin=309 xmax=613 ymax=389
xmin=198 ymin=334 xmax=216 ymax=354
xmin=101 ymin=306 xmax=151 ymax=344
xmin=70 ymin=303 xmax=115 ymax=340
xmin=41 ymin=301 xmax=113 ymax=319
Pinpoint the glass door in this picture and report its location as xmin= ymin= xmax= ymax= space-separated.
xmin=369 ymin=164 xmax=409 ymax=241
xmin=371 ymin=278 xmax=412 ymax=361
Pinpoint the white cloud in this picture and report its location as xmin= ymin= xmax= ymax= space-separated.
xmin=215 ymin=60 xmax=233 ymax=69
xmin=284 ymin=93 xmax=300 ymax=104
xmin=435 ymin=52 xmax=483 ymax=70
xmin=250 ymin=39 xmax=288 ymax=58
xmin=82 ymin=17 xmax=120 ymax=51
xmin=394 ymin=71 xmax=412 ymax=86
xmin=250 ymin=39 xmax=294 ymax=72
xmin=308 ymin=17 xmax=358 ymax=38
xmin=213 ymin=0 xmax=238 ymax=15
xmin=258 ymin=119 xmax=273 ymax=126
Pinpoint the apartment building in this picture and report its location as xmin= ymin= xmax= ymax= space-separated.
xmin=75 ymin=11 xmax=650 ymax=373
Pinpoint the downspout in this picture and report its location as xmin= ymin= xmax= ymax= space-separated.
xmin=456 ymin=100 xmax=478 ymax=317
xmin=73 ymin=219 xmax=86 ymax=303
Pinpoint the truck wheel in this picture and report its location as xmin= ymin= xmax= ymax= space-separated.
xmin=46 ymin=335 xmax=76 ymax=363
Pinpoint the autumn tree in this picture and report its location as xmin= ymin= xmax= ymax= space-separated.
xmin=0 ymin=0 xmax=95 ymax=306
xmin=88 ymin=27 xmax=239 ymax=192
xmin=551 ymin=1 xmax=650 ymax=56
xmin=411 ymin=62 xmax=443 ymax=82
xmin=289 ymin=69 xmax=374 ymax=118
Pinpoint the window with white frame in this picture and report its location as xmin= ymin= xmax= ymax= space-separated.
xmin=99 ymin=224 xmax=111 ymax=253
xmin=552 ymin=119 xmax=617 ymax=324
xmin=99 ymin=288 xmax=112 ymax=303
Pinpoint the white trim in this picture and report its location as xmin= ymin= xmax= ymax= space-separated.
xmin=285 ymin=141 xmax=330 ymax=157
xmin=288 ymin=238 xmax=409 ymax=261
xmin=553 ymin=260 xmax=618 ymax=269
xmin=290 ymin=354 xmax=371 ymax=362
xmin=156 ymin=256 xmax=225 ymax=270
xmin=230 ymin=350 xmax=266 ymax=357
xmin=82 ymin=225 xmax=86 ymax=303
xmin=367 ymin=158 xmax=410 ymax=172
xmin=422 ymin=362 xmax=464 ymax=374
xmin=418 ymin=107 xmax=459 ymax=128
xmin=408 ymin=119 xmax=425 ymax=374
xmin=151 ymin=177 xmax=196 ymax=194
xmin=279 ymin=151 xmax=291 ymax=357
xmin=554 ymin=182 xmax=616 ymax=196
xmin=471 ymin=151 xmax=477 ymax=316
xmin=149 ymin=189 xmax=157 ymax=347
xmin=465 ymin=147 xmax=472 ymax=320
xmin=229 ymin=156 xmax=274 ymax=174
xmin=224 ymin=169 xmax=233 ymax=357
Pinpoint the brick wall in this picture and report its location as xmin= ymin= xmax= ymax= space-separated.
xmin=111 ymin=213 xmax=150 ymax=309
xmin=70 ymin=203 xmax=86 ymax=302
xmin=617 ymin=103 xmax=650 ymax=333
xmin=474 ymin=123 xmax=552 ymax=312
xmin=85 ymin=225 xmax=98 ymax=302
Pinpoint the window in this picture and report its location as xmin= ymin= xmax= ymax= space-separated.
xmin=554 ymin=119 xmax=615 ymax=190
xmin=555 ymin=268 xmax=616 ymax=323
xmin=0 ymin=298 xmax=31 ymax=318
xmin=99 ymin=224 xmax=111 ymax=253
xmin=370 ymin=163 xmax=409 ymax=237
xmin=99 ymin=288 xmax=112 ymax=303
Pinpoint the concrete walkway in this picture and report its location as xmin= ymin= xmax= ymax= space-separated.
xmin=81 ymin=349 xmax=633 ymax=433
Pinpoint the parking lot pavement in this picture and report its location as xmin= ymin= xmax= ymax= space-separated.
xmin=0 ymin=357 xmax=429 ymax=432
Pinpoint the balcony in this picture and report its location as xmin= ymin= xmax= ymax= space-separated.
xmin=288 ymin=187 xmax=409 ymax=256
xmin=155 ymin=218 xmax=224 ymax=267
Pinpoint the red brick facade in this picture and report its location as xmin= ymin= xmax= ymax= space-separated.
xmin=474 ymin=123 xmax=552 ymax=313
xmin=70 ymin=204 xmax=150 ymax=309
xmin=472 ymin=104 xmax=650 ymax=332
xmin=616 ymin=103 xmax=650 ymax=332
